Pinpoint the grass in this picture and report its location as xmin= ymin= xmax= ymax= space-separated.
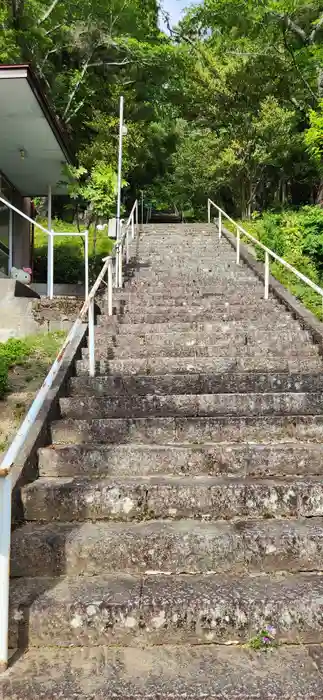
xmin=224 ymin=218 xmax=323 ymax=321
xmin=0 ymin=331 xmax=66 ymax=455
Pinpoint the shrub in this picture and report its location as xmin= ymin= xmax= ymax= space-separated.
xmin=0 ymin=358 xmax=8 ymax=398
xmin=33 ymin=244 xmax=84 ymax=284
xmin=0 ymin=338 xmax=29 ymax=367
xmin=0 ymin=338 xmax=29 ymax=399
xmin=33 ymin=218 xmax=115 ymax=285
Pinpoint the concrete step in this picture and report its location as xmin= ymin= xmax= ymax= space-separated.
xmin=101 ymin=318 xmax=306 ymax=335
xmin=92 ymin=328 xmax=312 ymax=349
xmin=9 ymin=571 xmax=323 ymax=649
xmin=106 ymin=292 xmax=272 ymax=310
xmin=76 ymin=354 xmax=322 ymax=376
xmin=21 ymin=475 xmax=323 ymax=522
xmin=82 ymin=343 xmax=320 ymax=360
xmin=112 ymin=285 xmax=262 ymax=302
xmin=69 ymin=372 xmax=323 ymax=397
xmin=116 ymin=280 xmax=260 ymax=295
xmin=106 ymin=305 xmax=296 ymax=324
xmin=38 ymin=442 xmax=323 ymax=479
xmin=10 ymin=517 xmax=323 ymax=577
xmin=59 ymin=392 xmax=323 ymax=420
xmin=50 ymin=414 xmax=323 ymax=446
xmin=2 ymin=644 xmax=323 ymax=699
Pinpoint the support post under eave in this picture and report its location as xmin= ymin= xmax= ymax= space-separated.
xmin=47 ymin=185 xmax=52 ymax=297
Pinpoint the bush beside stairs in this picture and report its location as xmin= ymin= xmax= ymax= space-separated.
xmin=3 ymin=223 xmax=323 ymax=697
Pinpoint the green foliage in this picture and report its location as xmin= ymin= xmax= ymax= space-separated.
xmin=0 ymin=359 xmax=8 ymax=399
xmin=67 ymin=163 xmax=122 ymax=223
xmin=248 ymin=625 xmax=277 ymax=652
xmin=0 ymin=339 xmax=29 ymax=368
xmin=33 ymin=217 xmax=114 ymax=284
xmin=0 ymin=338 xmax=29 ymax=399
xmin=234 ymin=206 xmax=323 ymax=319
xmin=305 ymin=101 xmax=323 ymax=171
xmin=0 ymin=332 xmax=66 ymax=399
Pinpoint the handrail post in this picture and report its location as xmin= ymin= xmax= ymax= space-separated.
xmin=236 ymin=227 xmax=240 ymax=265
xmin=126 ymin=228 xmax=130 ymax=264
xmin=208 ymin=199 xmax=211 ymax=224
xmin=115 ymin=247 xmax=119 ymax=288
xmin=264 ymin=251 xmax=270 ymax=300
xmin=107 ymin=258 xmax=113 ymax=316
xmin=0 ymin=474 xmax=11 ymax=673
xmin=118 ymin=243 xmax=123 ymax=288
xmin=218 ymin=210 xmax=222 ymax=239
xmin=49 ymin=232 xmax=54 ymax=300
xmin=88 ymin=298 xmax=95 ymax=376
xmin=84 ymin=231 xmax=89 ymax=300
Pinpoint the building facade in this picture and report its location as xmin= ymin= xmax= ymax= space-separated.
xmin=0 ymin=64 xmax=74 ymax=278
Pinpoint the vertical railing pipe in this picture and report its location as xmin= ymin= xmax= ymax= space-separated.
xmin=236 ymin=227 xmax=240 ymax=265
xmin=49 ymin=232 xmax=54 ymax=300
xmin=84 ymin=231 xmax=89 ymax=300
xmin=88 ymin=298 xmax=95 ymax=377
xmin=264 ymin=251 xmax=270 ymax=300
xmin=107 ymin=259 xmax=113 ymax=316
xmin=0 ymin=475 xmax=11 ymax=672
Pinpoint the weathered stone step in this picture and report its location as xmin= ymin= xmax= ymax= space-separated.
xmin=76 ymin=354 xmax=322 ymax=376
xmin=108 ymin=292 xmax=271 ymax=309
xmin=9 ymin=571 xmax=323 ymax=649
xmin=2 ymin=644 xmax=323 ymax=699
xmin=123 ymin=276 xmax=257 ymax=290
xmin=9 ymin=574 xmax=323 ymax=648
xmin=83 ymin=342 xmax=319 ymax=360
xmin=93 ymin=328 xmax=311 ymax=350
xmin=59 ymin=392 xmax=323 ymax=420
xmin=21 ymin=475 xmax=323 ymax=522
xmin=50 ymin=414 xmax=323 ymax=446
xmin=103 ymin=318 xmax=304 ymax=335
xmin=112 ymin=284 xmax=261 ymax=302
xmin=10 ymin=517 xmax=323 ymax=577
xmin=69 ymin=372 xmax=323 ymax=397
xmin=116 ymin=279 xmax=259 ymax=294
xmin=108 ymin=306 xmax=296 ymax=324
xmin=98 ymin=305 xmax=291 ymax=324
xmin=38 ymin=442 xmax=323 ymax=479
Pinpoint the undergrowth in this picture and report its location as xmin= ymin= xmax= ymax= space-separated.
xmin=225 ymin=206 xmax=323 ymax=320
xmin=0 ymin=332 xmax=66 ymax=399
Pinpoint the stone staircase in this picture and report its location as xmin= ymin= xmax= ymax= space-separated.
xmin=3 ymin=223 xmax=323 ymax=697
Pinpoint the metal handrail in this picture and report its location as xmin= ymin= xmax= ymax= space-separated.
xmin=0 ymin=200 xmax=138 ymax=672
xmin=0 ymin=195 xmax=90 ymax=300
xmin=207 ymin=198 xmax=323 ymax=303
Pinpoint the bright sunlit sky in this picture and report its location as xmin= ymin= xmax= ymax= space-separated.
xmin=162 ymin=0 xmax=188 ymax=24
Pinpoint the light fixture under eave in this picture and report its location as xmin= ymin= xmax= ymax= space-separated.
xmin=19 ymin=148 xmax=26 ymax=160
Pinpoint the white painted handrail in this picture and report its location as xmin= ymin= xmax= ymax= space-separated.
xmin=0 ymin=200 xmax=138 ymax=672
xmin=207 ymin=198 xmax=323 ymax=303
xmin=0 ymin=195 xmax=90 ymax=301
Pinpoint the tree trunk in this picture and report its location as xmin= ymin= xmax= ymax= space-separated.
xmin=316 ymin=180 xmax=323 ymax=207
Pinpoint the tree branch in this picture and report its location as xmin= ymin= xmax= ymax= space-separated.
xmin=37 ymin=0 xmax=60 ymax=26
xmin=87 ymin=59 xmax=131 ymax=68
xmin=63 ymin=53 xmax=93 ymax=118
xmin=282 ymin=28 xmax=317 ymax=104
xmin=65 ymin=100 xmax=85 ymax=123
xmin=45 ymin=23 xmax=63 ymax=35
xmin=309 ymin=13 xmax=323 ymax=43
xmin=165 ymin=15 xmax=219 ymax=79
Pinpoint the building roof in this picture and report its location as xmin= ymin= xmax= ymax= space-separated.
xmin=0 ymin=64 xmax=75 ymax=196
